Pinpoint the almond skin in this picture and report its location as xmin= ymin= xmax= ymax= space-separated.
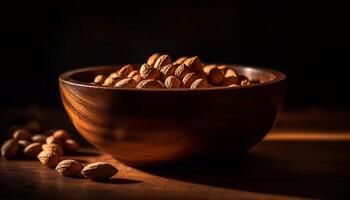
xmin=53 ymin=129 xmax=71 ymax=140
xmin=173 ymin=56 xmax=188 ymax=65
xmin=81 ymin=162 xmax=118 ymax=180
xmin=37 ymin=151 xmax=61 ymax=168
xmin=154 ymin=55 xmax=171 ymax=70
xmin=46 ymin=136 xmax=62 ymax=146
xmin=42 ymin=143 xmax=64 ymax=156
xmin=165 ymin=76 xmax=182 ymax=88
xmin=117 ymin=64 xmax=134 ymax=77
xmin=207 ymin=67 xmax=224 ymax=85
xmin=175 ymin=64 xmax=190 ymax=80
xmin=102 ymin=76 xmax=122 ymax=87
xmin=132 ymin=74 xmax=144 ymax=83
xmin=24 ymin=142 xmax=43 ymax=159
xmin=13 ymin=129 xmax=32 ymax=140
xmin=31 ymin=134 xmax=47 ymax=143
xmin=136 ymin=79 xmax=164 ymax=89
xmin=182 ymin=72 xmax=200 ymax=88
xmin=183 ymin=56 xmax=203 ymax=73
xmin=160 ymin=64 xmax=177 ymax=81
xmin=190 ymin=79 xmax=208 ymax=89
xmin=147 ymin=53 xmax=161 ymax=66
xmin=114 ymin=78 xmax=137 ymax=88
xmin=1 ymin=139 xmax=19 ymax=159
xmin=225 ymin=68 xmax=238 ymax=78
xmin=203 ymin=65 xmax=217 ymax=74
xmin=140 ymin=63 xmax=160 ymax=80
xmin=93 ymin=75 xmax=106 ymax=85
xmin=217 ymin=65 xmax=228 ymax=74
xmin=55 ymin=160 xmax=84 ymax=177
xmin=62 ymin=139 xmax=79 ymax=153
xmin=127 ymin=70 xmax=139 ymax=78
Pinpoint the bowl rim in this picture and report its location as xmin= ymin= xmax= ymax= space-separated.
xmin=59 ymin=64 xmax=286 ymax=92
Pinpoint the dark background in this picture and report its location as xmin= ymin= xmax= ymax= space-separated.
xmin=0 ymin=1 xmax=347 ymax=110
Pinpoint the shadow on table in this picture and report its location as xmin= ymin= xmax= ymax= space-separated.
xmin=140 ymin=140 xmax=350 ymax=199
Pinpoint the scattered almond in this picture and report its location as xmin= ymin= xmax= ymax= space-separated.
xmin=13 ymin=129 xmax=32 ymax=140
xmin=24 ymin=142 xmax=42 ymax=159
xmin=81 ymin=162 xmax=118 ymax=180
xmin=42 ymin=143 xmax=64 ymax=156
xmin=62 ymin=139 xmax=79 ymax=153
xmin=37 ymin=151 xmax=61 ymax=168
xmin=31 ymin=134 xmax=47 ymax=143
xmin=55 ymin=160 xmax=84 ymax=177
xmin=1 ymin=139 xmax=19 ymax=159
xmin=53 ymin=129 xmax=71 ymax=140
xmin=46 ymin=136 xmax=62 ymax=146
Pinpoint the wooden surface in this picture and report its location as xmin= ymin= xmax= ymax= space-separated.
xmin=1 ymin=109 xmax=350 ymax=200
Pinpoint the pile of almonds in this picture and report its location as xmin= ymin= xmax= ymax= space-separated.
xmin=92 ymin=53 xmax=258 ymax=89
xmin=1 ymin=126 xmax=118 ymax=181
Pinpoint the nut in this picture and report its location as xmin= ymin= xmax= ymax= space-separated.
xmin=140 ymin=63 xmax=160 ymax=80
xmin=24 ymin=121 xmax=41 ymax=133
xmin=183 ymin=56 xmax=203 ymax=73
xmin=240 ymin=79 xmax=251 ymax=86
xmin=173 ymin=56 xmax=188 ymax=65
xmin=93 ymin=75 xmax=106 ymax=85
xmin=55 ymin=160 xmax=84 ymax=177
xmin=1 ymin=139 xmax=19 ymax=159
xmin=222 ymin=76 xmax=240 ymax=86
xmin=31 ymin=134 xmax=46 ymax=143
xmin=207 ymin=67 xmax=224 ymax=85
xmin=81 ymin=162 xmax=118 ymax=180
xmin=127 ymin=70 xmax=139 ymax=78
xmin=102 ymin=76 xmax=122 ymax=87
xmin=53 ymin=129 xmax=71 ymax=140
xmin=225 ymin=68 xmax=238 ymax=78
xmin=132 ymin=74 xmax=143 ymax=83
xmin=228 ymin=84 xmax=240 ymax=87
xmin=136 ymin=79 xmax=164 ymax=89
xmin=203 ymin=65 xmax=217 ymax=74
xmin=175 ymin=64 xmax=191 ymax=80
xmin=18 ymin=140 xmax=31 ymax=148
xmin=117 ymin=64 xmax=134 ymax=77
xmin=165 ymin=76 xmax=182 ymax=88
xmin=13 ymin=129 xmax=32 ymax=140
xmin=147 ymin=53 xmax=161 ymax=66
xmin=24 ymin=142 xmax=42 ymax=159
xmin=37 ymin=151 xmax=61 ymax=168
xmin=62 ymin=139 xmax=79 ymax=153
xmin=42 ymin=143 xmax=64 ymax=156
xmin=154 ymin=55 xmax=171 ymax=70
xmin=114 ymin=78 xmax=137 ymax=88
xmin=217 ymin=65 xmax=228 ymax=74
xmin=182 ymin=72 xmax=200 ymax=88
xmin=160 ymin=64 xmax=177 ymax=81
xmin=190 ymin=79 xmax=208 ymax=89
xmin=46 ymin=136 xmax=62 ymax=146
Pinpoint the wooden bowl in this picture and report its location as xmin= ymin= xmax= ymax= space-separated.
xmin=59 ymin=64 xmax=286 ymax=167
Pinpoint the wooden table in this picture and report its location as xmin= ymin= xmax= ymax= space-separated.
xmin=1 ymin=109 xmax=350 ymax=200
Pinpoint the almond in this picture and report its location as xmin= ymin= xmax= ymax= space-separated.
xmin=132 ymin=74 xmax=143 ymax=83
xmin=147 ymin=53 xmax=161 ymax=66
xmin=182 ymin=72 xmax=200 ymax=88
xmin=165 ymin=76 xmax=182 ymax=88
xmin=31 ymin=134 xmax=47 ymax=143
xmin=102 ymin=76 xmax=122 ymax=87
xmin=114 ymin=78 xmax=137 ymax=88
xmin=81 ymin=162 xmax=118 ymax=180
xmin=93 ymin=75 xmax=106 ymax=85
xmin=154 ymin=55 xmax=171 ymax=70
xmin=127 ymin=70 xmax=139 ymax=78
xmin=1 ymin=139 xmax=19 ymax=159
xmin=46 ymin=136 xmax=62 ymax=146
xmin=136 ymin=79 xmax=164 ymax=89
xmin=183 ymin=56 xmax=203 ymax=73
xmin=62 ymin=139 xmax=79 ymax=153
xmin=207 ymin=67 xmax=224 ymax=85
xmin=222 ymin=76 xmax=240 ymax=86
xmin=42 ymin=143 xmax=64 ymax=156
xmin=18 ymin=140 xmax=31 ymax=148
xmin=240 ymin=79 xmax=251 ymax=86
xmin=228 ymin=84 xmax=240 ymax=87
xmin=55 ymin=160 xmax=84 ymax=177
xmin=175 ymin=64 xmax=191 ymax=80
xmin=173 ymin=56 xmax=188 ymax=65
xmin=53 ymin=129 xmax=71 ymax=140
xmin=140 ymin=63 xmax=160 ymax=79
xmin=190 ymin=79 xmax=208 ymax=89
xmin=37 ymin=151 xmax=61 ymax=168
xmin=160 ymin=64 xmax=177 ymax=81
xmin=217 ymin=65 xmax=228 ymax=74
xmin=13 ymin=129 xmax=31 ymax=140
xmin=225 ymin=68 xmax=238 ymax=78
xmin=203 ymin=64 xmax=217 ymax=74
xmin=24 ymin=142 xmax=42 ymax=159
xmin=117 ymin=64 xmax=134 ymax=77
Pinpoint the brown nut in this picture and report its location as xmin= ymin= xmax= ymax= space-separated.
xmin=240 ymin=79 xmax=251 ymax=86
xmin=146 ymin=53 xmax=161 ymax=66
xmin=225 ymin=68 xmax=238 ymax=78
xmin=222 ymin=76 xmax=240 ymax=86
xmin=160 ymin=64 xmax=177 ymax=81
xmin=102 ymin=76 xmax=122 ymax=87
xmin=13 ymin=129 xmax=31 ymax=140
xmin=140 ymin=63 xmax=160 ymax=80
xmin=136 ymin=79 xmax=164 ymax=89
xmin=24 ymin=142 xmax=42 ymax=159
xmin=62 ymin=139 xmax=79 ymax=153
xmin=182 ymin=72 xmax=200 ymax=88
xmin=93 ymin=75 xmax=106 ymax=85
xmin=183 ymin=56 xmax=203 ymax=73
xmin=203 ymin=64 xmax=217 ymax=74
xmin=114 ymin=78 xmax=137 ymax=88
xmin=37 ymin=151 xmax=61 ymax=168
xmin=42 ymin=143 xmax=64 ymax=156
xmin=217 ymin=65 xmax=228 ymax=74
xmin=1 ymin=139 xmax=19 ymax=159
xmin=228 ymin=84 xmax=240 ymax=87
xmin=132 ymin=74 xmax=143 ymax=83
xmin=127 ymin=70 xmax=139 ymax=78
xmin=190 ymin=79 xmax=208 ymax=89
xmin=173 ymin=56 xmax=188 ymax=65
xmin=154 ymin=55 xmax=171 ymax=70
xmin=117 ymin=64 xmax=134 ymax=77
xmin=175 ymin=64 xmax=191 ymax=80
xmin=31 ymin=134 xmax=47 ymax=143
xmin=53 ymin=129 xmax=71 ymax=140
xmin=164 ymin=76 xmax=182 ymax=89
xmin=55 ymin=160 xmax=84 ymax=177
xmin=18 ymin=140 xmax=31 ymax=148
xmin=81 ymin=162 xmax=118 ymax=180
xmin=207 ymin=67 xmax=224 ymax=85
